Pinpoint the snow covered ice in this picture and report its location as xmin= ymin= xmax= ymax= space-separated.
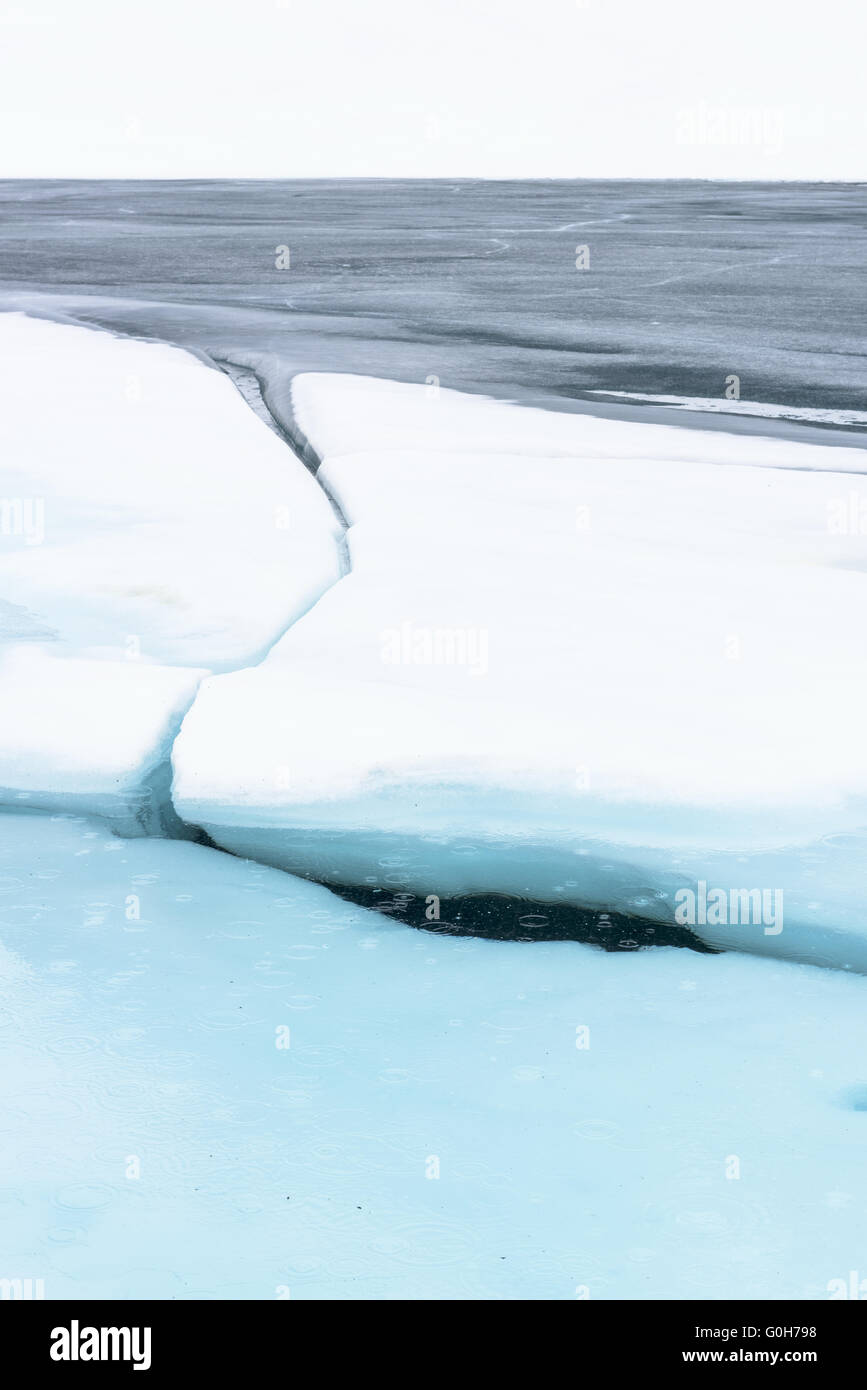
xmin=0 ymin=648 xmax=203 ymax=834
xmin=1 ymin=305 xmax=866 ymax=1301
xmin=0 ymin=315 xmax=342 ymax=672
xmin=174 ymin=373 xmax=867 ymax=969
xmin=0 ymin=313 xmax=342 ymax=830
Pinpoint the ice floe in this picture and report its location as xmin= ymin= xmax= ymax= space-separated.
xmin=0 ymin=648 xmax=203 ymax=834
xmin=0 ymin=314 xmax=342 ymax=669
xmin=173 ymin=373 xmax=867 ymax=968
xmin=289 ymin=372 xmax=867 ymax=474
xmin=0 ymin=314 xmax=343 ymax=828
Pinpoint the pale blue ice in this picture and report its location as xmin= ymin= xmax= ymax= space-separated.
xmin=2 ymin=810 xmax=867 ymax=1300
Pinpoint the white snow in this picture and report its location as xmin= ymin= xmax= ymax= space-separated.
xmin=290 ymin=372 xmax=867 ymax=473
xmin=173 ymin=373 xmax=867 ymax=968
xmin=0 ymin=648 xmax=204 ymax=833
xmin=0 ymin=314 xmax=342 ymax=827
xmin=0 ymin=314 xmax=342 ymax=670
xmin=3 ymin=807 xmax=867 ymax=1300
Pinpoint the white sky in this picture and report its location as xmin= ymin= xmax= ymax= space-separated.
xmin=0 ymin=0 xmax=863 ymax=179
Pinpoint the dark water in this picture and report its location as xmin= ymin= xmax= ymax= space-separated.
xmin=323 ymin=884 xmax=717 ymax=953
xmin=1 ymin=179 xmax=865 ymax=430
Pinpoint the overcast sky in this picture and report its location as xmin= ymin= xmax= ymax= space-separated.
xmin=0 ymin=0 xmax=863 ymax=180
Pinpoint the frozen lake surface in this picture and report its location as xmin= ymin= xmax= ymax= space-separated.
xmin=1 ymin=179 xmax=866 ymax=439
xmin=1 ymin=183 xmax=866 ymax=1301
xmin=4 ymin=811 xmax=867 ymax=1301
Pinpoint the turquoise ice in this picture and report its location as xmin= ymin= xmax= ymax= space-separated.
xmin=2 ymin=810 xmax=867 ymax=1300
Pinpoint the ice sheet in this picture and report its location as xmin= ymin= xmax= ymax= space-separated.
xmin=174 ymin=374 xmax=867 ymax=967
xmin=0 ymin=314 xmax=343 ymax=671
xmin=3 ymin=809 xmax=867 ymax=1299
xmin=0 ymin=314 xmax=343 ymax=828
